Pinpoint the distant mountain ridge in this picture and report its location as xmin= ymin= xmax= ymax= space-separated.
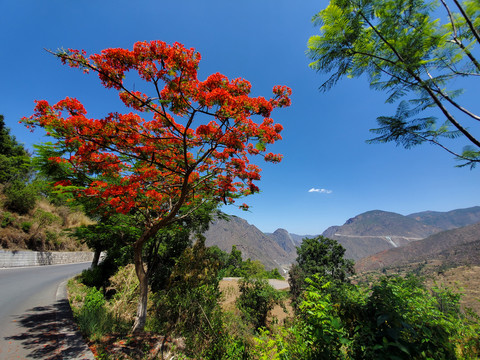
xmin=407 ymin=206 xmax=480 ymax=230
xmin=355 ymin=221 xmax=480 ymax=272
xmin=203 ymin=216 xmax=298 ymax=271
xmin=202 ymin=206 xmax=480 ymax=269
xmin=321 ymin=207 xmax=480 ymax=260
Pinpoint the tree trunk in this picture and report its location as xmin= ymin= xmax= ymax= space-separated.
xmin=132 ymin=241 xmax=149 ymax=333
xmin=91 ymin=249 xmax=101 ymax=268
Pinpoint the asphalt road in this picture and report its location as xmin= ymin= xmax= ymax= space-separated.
xmin=0 ymin=262 xmax=94 ymax=360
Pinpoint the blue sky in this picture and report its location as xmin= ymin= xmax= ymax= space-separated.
xmin=2 ymin=0 xmax=479 ymax=235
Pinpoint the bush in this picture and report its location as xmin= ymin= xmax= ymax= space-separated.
xmin=152 ymin=238 xmax=228 ymax=359
xmin=20 ymin=221 xmax=32 ymax=233
xmin=76 ymin=287 xmax=111 ymax=341
xmin=265 ymin=268 xmax=284 ymax=280
xmin=106 ymin=264 xmax=138 ymax=325
xmin=253 ymin=275 xmax=480 ymax=360
xmin=1 ymin=211 xmax=14 ymax=228
xmin=80 ymin=266 xmax=109 ymax=289
xmin=289 ymin=236 xmax=354 ymax=307
xmin=3 ymin=181 xmax=37 ymax=215
xmin=45 ymin=230 xmax=60 ymax=247
xmin=237 ymin=278 xmax=285 ymax=330
xmin=353 ymin=275 xmax=460 ymax=359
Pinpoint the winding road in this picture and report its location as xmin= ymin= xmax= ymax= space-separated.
xmin=0 ymin=262 xmax=94 ymax=359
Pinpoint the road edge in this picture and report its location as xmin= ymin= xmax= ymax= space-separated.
xmin=55 ymin=279 xmax=96 ymax=359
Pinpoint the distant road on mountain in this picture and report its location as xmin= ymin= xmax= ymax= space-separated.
xmin=355 ymin=221 xmax=480 ymax=273
xmin=322 ymin=207 xmax=480 ymax=260
xmin=203 ymin=206 xmax=480 ymax=266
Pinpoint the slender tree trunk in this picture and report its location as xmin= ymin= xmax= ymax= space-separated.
xmin=132 ymin=240 xmax=149 ymax=333
xmin=91 ymin=249 xmax=101 ymax=267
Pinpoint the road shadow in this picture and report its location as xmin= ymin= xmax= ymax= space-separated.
xmin=4 ymin=299 xmax=93 ymax=359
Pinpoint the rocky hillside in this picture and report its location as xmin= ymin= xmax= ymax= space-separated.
xmin=203 ymin=216 xmax=298 ymax=271
xmin=355 ymin=221 xmax=480 ymax=272
xmin=322 ymin=207 xmax=480 ymax=260
xmin=407 ymin=206 xmax=480 ymax=230
xmin=0 ymin=197 xmax=92 ymax=251
xmin=203 ymin=206 xmax=480 ymax=268
xmin=266 ymin=228 xmax=301 ymax=254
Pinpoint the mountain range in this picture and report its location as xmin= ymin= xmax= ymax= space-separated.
xmin=203 ymin=206 xmax=480 ymax=270
xmin=355 ymin=221 xmax=480 ymax=272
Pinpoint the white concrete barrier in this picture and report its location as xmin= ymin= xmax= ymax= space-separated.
xmin=0 ymin=250 xmax=95 ymax=267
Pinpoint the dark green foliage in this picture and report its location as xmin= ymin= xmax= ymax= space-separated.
xmin=347 ymin=275 xmax=461 ymax=359
xmin=236 ymin=277 xmax=285 ymax=330
xmin=3 ymin=180 xmax=38 ymax=215
xmin=146 ymin=203 xmax=219 ymax=292
xmin=288 ymin=263 xmax=306 ymax=303
xmin=227 ymin=244 xmax=243 ymax=269
xmin=296 ymin=236 xmax=354 ymax=281
xmin=1 ymin=211 xmax=14 ymax=228
xmin=0 ymin=115 xmax=37 ymax=214
xmin=152 ymin=237 xmax=226 ymax=358
xmin=265 ymin=267 xmax=284 ymax=280
xmin=20 ymin=221 xmax=32 ymax=233
xmin=146 ymin=227 xmax=192 ymax=293
xmin=80 ymin=266 xmax=111 ymax=289
xmin=216 ymin=244 xmax=285 ymax=279
xmin=73 ymin=215 xmax=137 ymax=257
xmin=256 ymin=274 xmax=480 ymax=359
xmin=0 ymin=115 xmax=31 ymax=184
xmin=45 ymin=230 xmax=60 ymax=247
xmin=289 ymin=236 xmax=354 ymax=305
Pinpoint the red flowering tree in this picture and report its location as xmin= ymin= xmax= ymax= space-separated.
xmin=23 ymin=40 xmax=291 ymax=332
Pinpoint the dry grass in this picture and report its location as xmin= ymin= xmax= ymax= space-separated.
xmin=219 ymin=278 xmax=293 ymax=325
xmin=426 ymin=265 xmax=480 ymax=315
xmin=107 ymin=264 xmax=140 ymax=324
xmin=0 ymin=196 xmax=92 ymax=251
xmin=356 ymin=262 xmax=480 ymax=316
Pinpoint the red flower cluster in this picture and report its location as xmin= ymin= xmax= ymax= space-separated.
xmin=22 ymin=40 xmax=292 ymax=218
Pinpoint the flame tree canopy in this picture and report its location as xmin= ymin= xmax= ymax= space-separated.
xmin=23 ymin=41 xmax=291 ymax=226
xmin=22 ymin=40 xmax=291 ymax=331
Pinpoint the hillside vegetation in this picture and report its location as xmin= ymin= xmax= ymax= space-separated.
xmin=0 ymin=195 xmax=92 ymax=251
xmin=67 ymin=234 xmax=480 ymax=359
xmin=356 ymin=221 xmax=480 ymax=273
xmin=0 ymin=115 xmax=91 ymax=252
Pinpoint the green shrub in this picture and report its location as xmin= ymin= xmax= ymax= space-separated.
xmin=83 ymin=286 xmax=106 ymax=312
xmin=76 ymin=287 xmax=112 ymax=341
xmin=152 ymin=238 xmax=229 ymax=359
xmin=3 ymin=181 xmax=37 ymax=215
xmin=236 ymin=278 xmax=285 ymax=330
xmin=45 ymin=230 xmax=59 ymax=245
xmin=1 ymin=211 xmax=14 ymax=228
xmin=253 ymin=275 xmax=480 ymax=360
xmin=20 ymin=221 xmax=32 ymax=233
xmin=80 ymin=267 xmax=108 ymax=288
xmin=265 ymin=268 xmax=284 ymax=280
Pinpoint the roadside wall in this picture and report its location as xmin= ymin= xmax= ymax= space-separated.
xmin=0 ymin=250 xmax=94 ymax=267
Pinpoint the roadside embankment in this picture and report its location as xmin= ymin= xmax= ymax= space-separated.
xmin=0 ymin=249 xmax=94 ymax=267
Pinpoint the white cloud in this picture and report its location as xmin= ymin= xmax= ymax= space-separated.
xmin=308 ymin=188 xmax=332 ymax=194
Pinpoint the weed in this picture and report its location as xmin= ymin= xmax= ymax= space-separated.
xmin=20 ymin=221 xmax=32 ymax=233
xmin=1 ymin=211 xmax=14 ymax=228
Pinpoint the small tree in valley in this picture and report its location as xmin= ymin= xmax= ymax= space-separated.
xmin=23 ymin=40 xmax=291 ymax=332
xmin=289 ymin=236 xmax=354 ymax=303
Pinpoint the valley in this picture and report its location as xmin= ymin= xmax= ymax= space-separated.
xmin=204 ymin=206 xmax=480 ymax=273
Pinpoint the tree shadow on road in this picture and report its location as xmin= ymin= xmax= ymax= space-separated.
xmin=4 ymin=299 xmax=93 ymax=359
